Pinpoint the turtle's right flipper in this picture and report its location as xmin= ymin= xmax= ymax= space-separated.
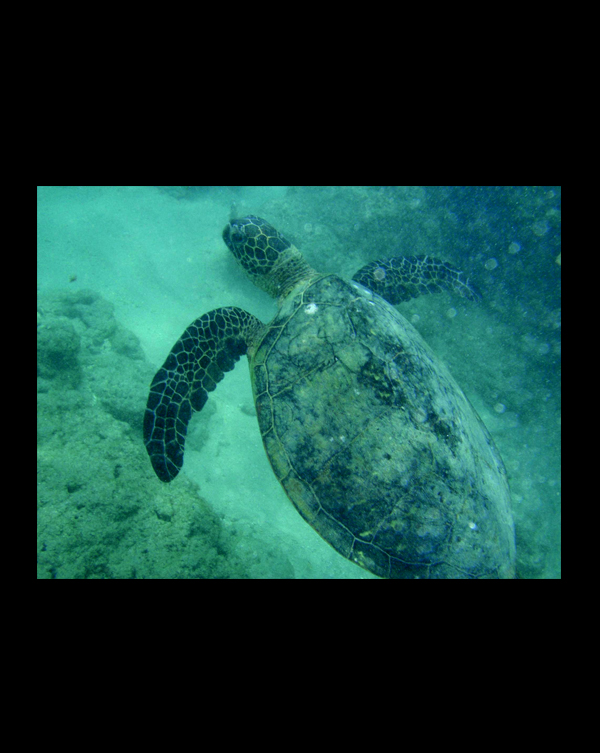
xmin=352 ymin=256 xmax=481 ymax=305
xmin=144 ymin=307 xmax=262 ymax=482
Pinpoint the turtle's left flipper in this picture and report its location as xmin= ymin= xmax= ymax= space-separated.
xmin=352 ymin=256 xmax=481 ymax=305
xmin=144 ymin=307 xmax=262 ymax=482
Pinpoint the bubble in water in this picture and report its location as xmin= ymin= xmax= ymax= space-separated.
xmin=508 ymin=242 xmax=521 ymax=254
xmin=373 ymin=267 xmax=387 ymax=281
xmin=532 ymin=220 xmax=549 ymax=236
xmin=446 ymin=308 xmax=457 ymax=319
xmin=485 ymin=258 xmax=498 ymax=270
xmin=494 ymin=403 xmax=506 ymax=414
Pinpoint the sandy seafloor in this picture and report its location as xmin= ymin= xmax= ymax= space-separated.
xmin=37 ymin=186 xmax=561 ymax=579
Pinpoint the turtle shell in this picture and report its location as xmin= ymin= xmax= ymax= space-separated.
xmin=250 ymin=274 xmax=515 ymax=579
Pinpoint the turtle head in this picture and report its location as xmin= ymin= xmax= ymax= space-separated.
xmin=223 ymin=216 xmax=315 ymax=298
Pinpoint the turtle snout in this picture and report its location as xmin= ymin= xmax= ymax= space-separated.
xmin=223 ymin=219 xmax=247 ymax=249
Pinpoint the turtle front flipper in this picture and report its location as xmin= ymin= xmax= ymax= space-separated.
xmin=144 ymin=307 xmax=262 ymax=482
xmin=352 ymin=256 xmax=481 ymax=305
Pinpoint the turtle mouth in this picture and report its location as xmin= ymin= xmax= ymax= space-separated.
xmin=223 ymin=219 xmax=248 ymax=252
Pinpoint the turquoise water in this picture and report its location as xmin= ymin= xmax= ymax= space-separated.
xmin=37 ymin=186 xmax=561 ymax=578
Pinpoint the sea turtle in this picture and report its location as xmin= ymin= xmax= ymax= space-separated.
xmin=144 ymin=216 xmax=516 ymax=579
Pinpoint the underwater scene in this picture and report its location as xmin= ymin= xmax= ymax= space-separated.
xmin=37 ymin=186 xmax=561 ymax=578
